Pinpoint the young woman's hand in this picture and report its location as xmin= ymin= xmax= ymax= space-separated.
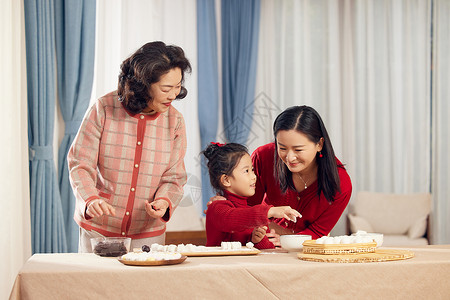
xmin=268 ymin=206 xmax=301 ymax=222
xmin=251 ymin=226 xmax=268 ymax=244
xmin=145 ymin=199 xmax=169 ymax=218
xmin=86 ymin=199 xmax=116 ymax=218
xmin=203 ymin=195 xmax=227 ymax=214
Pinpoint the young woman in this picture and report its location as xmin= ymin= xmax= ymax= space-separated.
xmin=202 ymin=142 xmax=300 ymax=249
xmin=249 ymin=106 xmax=352 ymax=241
xmin=68 ymin=41 xmax=191 ymax=252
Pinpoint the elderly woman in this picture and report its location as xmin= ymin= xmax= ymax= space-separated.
xmin=68 ymin=41 xmax=191 ymax=252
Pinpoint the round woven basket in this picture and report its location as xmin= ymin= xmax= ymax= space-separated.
xmin=298 ymin=249 xmax=415 ymax=263
xmin=302 ymin=240 xmax=377 ymax=255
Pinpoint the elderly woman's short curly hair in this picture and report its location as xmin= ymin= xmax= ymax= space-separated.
xmin=117 ymin=41 xmax=192 ymax=114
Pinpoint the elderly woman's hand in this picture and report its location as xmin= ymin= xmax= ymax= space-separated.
xmin=86 ymin=199 xmax=116 ymax=218
xmin=145 ymin=199 xmax=170 ymax=218
xmin=203 ymin=195 xmax=227 ymax=214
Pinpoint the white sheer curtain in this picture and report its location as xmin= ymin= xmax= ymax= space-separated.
xmin=1 ymin=1 xmax=31 ymax=298
xmin=92 ymin=0 xmax=204 ymax=227
xmin=252 ymin=0 xmax=352 ymax=154
xmin=254 ymin=0 xmax=432 ymax=235
xmin=351 ymin=1 xmax=431 ymax=194
xmin=431 ymin=0 xmax=450 ymax=244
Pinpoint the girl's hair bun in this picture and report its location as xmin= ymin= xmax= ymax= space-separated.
xmin=203 ymin=142 xmax=223 ymax=159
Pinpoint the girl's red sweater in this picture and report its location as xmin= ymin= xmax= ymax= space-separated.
xmin=205 ymin=190 xmax=275 ymax=249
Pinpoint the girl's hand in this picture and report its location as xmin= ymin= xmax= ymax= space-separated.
xmin=268 ymin=206 xmax=301 ymax=222
xmin=145 ymin=199 xmax=169 ymax=218
xmin=266 ymin=229 xmax=281 ymax=247
xmin=251 ymin=226 xmax=268 ymax=244
xmin=86 ymin=199 xmax=116 ymax=218
xmin=203 ymin=195 xmax=227 ymax=214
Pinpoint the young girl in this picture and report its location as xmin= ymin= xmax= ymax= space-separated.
xmin=202 ymin=142 xmax=301 ymax=249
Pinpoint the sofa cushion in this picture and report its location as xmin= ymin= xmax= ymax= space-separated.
xmin=348 ymin=214 xmax=374 ymax=233
xmin=352 ymin=192 xmax=431 ymax=235
xmin=382 ymin=235 xmax=429 ymax=247
xmin=407 ymin=215 xmax=428 ymax=239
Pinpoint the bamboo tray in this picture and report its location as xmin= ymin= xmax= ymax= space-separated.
xmin=298 ymin=249 xmax=414 ymax=263
xmin=302 ymin=240 xmax=377 ymax=255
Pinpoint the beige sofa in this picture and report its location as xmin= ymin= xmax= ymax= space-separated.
xmin=348 ymin=191 xmax=431 ymax=246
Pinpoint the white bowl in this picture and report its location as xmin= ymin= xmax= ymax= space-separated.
xmin=280 ymin=234 xmax=312 ymax=251
xmin=352 ymin=232 xmax=383 ymax=247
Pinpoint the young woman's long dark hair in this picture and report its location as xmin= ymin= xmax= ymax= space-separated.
xmin=117 ymin=41 xmax=192 ymax=114
xmin=273 ymin=106 xmax=342 ymax=203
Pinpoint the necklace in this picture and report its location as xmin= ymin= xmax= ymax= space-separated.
xmin=296 ymin=173 xmax=309 ymax=190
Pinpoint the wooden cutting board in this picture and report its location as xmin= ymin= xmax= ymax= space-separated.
xmin=180 ymin=247 xmax=261 ymax=257
xmin=298 ymin=249 xmax=414 ymax=263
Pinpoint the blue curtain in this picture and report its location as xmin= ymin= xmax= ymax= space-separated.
xmin=221 ymin=0 xmax=261 ymax=144
xmin=55 ymin=0 xmax=96 ymax=253
xmin=198 ymin=0 xmax=219 ymax=210
xmin=24 ymin=0 xmax=67 ymax=253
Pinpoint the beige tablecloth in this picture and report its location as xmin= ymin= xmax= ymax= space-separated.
xmin=10 ymin=245 xmax=450 ymax=300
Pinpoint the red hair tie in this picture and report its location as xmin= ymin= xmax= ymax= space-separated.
xmin=211 ymin=142 xmax=225 ymax=147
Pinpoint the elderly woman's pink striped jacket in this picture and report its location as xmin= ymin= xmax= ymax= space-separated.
xmin=68 ymin=91 xmax=187 ymax=238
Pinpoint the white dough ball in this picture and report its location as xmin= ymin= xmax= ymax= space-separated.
xmin=355 ymin=236 xmax=364 ymax=244
xmin=341 ymin=236 xmax=353 ymax=244
xmin=316 ymin=236 xmax=327 ymax=244
xmin=150 ymin=243 xmax=160 ymax=251
xmin=324 ymin=237 xmax=335 ymax=244
xmin=362 ymin=237 xmax=373 ymax=243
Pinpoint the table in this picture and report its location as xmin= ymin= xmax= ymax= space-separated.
xmin=10 ymin=245 xmax=450 ymax=300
